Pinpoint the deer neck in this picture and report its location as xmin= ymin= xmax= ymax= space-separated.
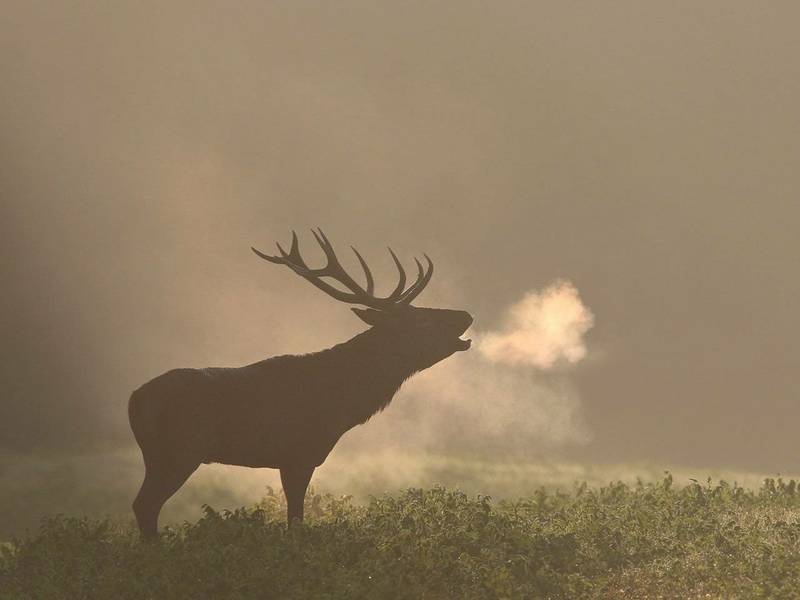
xmin=328 ymin=327 xmax=423 ymax=424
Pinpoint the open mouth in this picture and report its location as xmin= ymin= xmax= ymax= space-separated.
xmin=455 ymin=337 xmax=472 ymax=350
xmin=454 ymin=316 xmax=474 ymax=351
xmin=455 ymin=328 xmax=472 ymax=350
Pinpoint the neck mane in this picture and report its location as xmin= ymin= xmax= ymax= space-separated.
xmin=323 ymin=326 xmax=423 ymax=426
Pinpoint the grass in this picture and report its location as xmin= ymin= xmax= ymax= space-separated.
xmin=3 ymin=475 xmax=800 ymax=599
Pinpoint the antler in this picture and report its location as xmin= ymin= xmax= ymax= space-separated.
xmin=251 ymin=228 xmax=433 ymax=309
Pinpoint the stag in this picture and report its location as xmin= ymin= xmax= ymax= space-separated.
xmin=129 ymin=229 xmax=472 ymax=539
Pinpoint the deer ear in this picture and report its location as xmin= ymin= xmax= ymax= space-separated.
xmin=351 ymin=307 xmax=386 ymax=326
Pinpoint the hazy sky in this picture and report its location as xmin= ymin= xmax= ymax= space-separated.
xmin=2 ymin=0 xmax=800 ymax=483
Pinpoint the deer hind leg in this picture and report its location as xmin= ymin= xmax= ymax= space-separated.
xmin=133 ymin=459 xmax=198 ymax=540
xmin=280 ymin=464 xmax=315 ymax=526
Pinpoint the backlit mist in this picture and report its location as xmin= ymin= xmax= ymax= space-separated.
xmin=2 ymin=1 xmax=800 ymax=536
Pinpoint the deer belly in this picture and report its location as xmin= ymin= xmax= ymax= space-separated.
xmin=205 ymin=416 xmax=339 ymax=469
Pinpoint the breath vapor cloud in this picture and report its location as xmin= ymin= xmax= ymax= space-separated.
xmin=476 ymin=280 xmax=594 ymax=369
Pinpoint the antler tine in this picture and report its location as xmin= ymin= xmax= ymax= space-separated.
xmin=274 ymin=232 xmax=310 ymax=273
xmin=385 ymin=247 xmax=407 ymax=302
xmin=398 ymin=253 xmax=434 ymax=304
xmin=310 ymin=228 xmax=342 ymax=274
xmin=287 ymin=230 xmax=304 ymax=264
xmin=313 ymin=227 xmax=343 ymax=265
xmin=251 ymin=245 xmax=284 ymax=264
xmin=350 ymin=246 xmax=375 ymax=295
xmin=252 ymin=233 xmax=309 ymax=273
xmin=311 ymin=228 xmax=370 ymax=295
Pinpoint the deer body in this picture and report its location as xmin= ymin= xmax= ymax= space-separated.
xmin=130 ymin=230 xmax=472 ymax=539
xmin=131 ymin=329 xmax=425 ymax=469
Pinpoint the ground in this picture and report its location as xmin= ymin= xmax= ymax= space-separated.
xmin=3 ymin=476 xmax=800 ymax=599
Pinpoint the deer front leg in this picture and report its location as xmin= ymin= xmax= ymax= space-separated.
xmin=279 ymin=464 xmax=315 ymax=526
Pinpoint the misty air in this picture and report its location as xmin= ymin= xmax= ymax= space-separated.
xmin=2 ymin=2 xmax=799 ymax=598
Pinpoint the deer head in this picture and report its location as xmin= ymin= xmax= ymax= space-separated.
xmin=252 ymin=229 xmax=472 ymax=368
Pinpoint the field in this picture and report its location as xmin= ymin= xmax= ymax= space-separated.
xmin=3 ymin=475 xmax=800 ymax=599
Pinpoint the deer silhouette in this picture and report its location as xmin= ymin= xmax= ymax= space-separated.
xmin=129 ymin=229 xmax=472 ymax=539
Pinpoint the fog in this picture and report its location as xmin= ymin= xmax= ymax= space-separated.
xmin=2 ymin=1 xmax=799 ymax=535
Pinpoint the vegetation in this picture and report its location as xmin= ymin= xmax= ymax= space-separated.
xmin=3 ymin=475 xmax=800 ymax=599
